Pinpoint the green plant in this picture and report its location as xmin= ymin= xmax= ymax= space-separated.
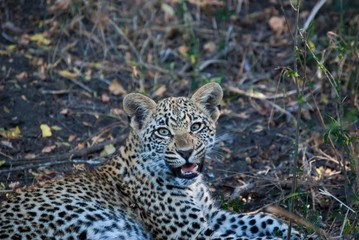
xmin=220 ymin=194 xmax=248 ymax=213
xmin=277 ymin=0 xmax=358 ymax=237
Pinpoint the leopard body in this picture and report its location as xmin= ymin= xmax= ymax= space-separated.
xmin=0 ymin=83 xmax=302 ymax=240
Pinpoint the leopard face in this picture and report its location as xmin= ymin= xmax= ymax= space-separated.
xmin=123 ymin=83 xmax=223 ymax=183
xmin=143 ymin=97 xmax=217 ymax=179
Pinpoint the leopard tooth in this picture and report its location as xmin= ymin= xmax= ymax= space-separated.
xmin=193 ymin=164 xmax=199 ymax=172
xmin=181 ymin=169 xmax=192 ymax=175
xmin=180 ymin=164 xmax=199 ymax=175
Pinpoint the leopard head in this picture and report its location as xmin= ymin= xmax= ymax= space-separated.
xmin=123 ymin=83 xmax=223 ymax=181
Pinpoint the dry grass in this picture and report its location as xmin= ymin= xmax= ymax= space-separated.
xmin=0 ymin=0 xmax=358 ymax=238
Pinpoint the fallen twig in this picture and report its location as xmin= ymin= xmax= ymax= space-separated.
xmin=40 ymin=89 xmax=72 ymax=95
xmin=0 ymin=158 xmax=107 ymax=174
xmin=110 ymin=19 xmax=141 ymax=62
xmin=2 ymin=135 xmax=126 ymax=168
xmin=65 ymin=77 xmax=93 ymax=93
xmin=227 ymin=84 xmax=302 ymax=100
xmin=265 ymin=205 xmax=331 ymax=240
xmin=318 ymin=188 xmax=356 ymax=213
xmin=226 ymin=85 xmax=296 ymax=123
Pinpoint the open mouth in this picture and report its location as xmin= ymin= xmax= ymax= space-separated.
xmin=173 ymin=163 xmax=203 ymax=179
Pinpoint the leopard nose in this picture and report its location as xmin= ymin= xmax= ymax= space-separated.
xmin=177 ymin=149 xmax=193 ymax=160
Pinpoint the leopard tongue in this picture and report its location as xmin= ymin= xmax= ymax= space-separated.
xmin=180 ymin=164 xmax=198 ymax=175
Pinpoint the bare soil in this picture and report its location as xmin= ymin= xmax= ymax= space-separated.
xmin=0 ymin=0 xmax=358 ymax=238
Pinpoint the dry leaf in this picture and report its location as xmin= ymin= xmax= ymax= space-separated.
xmin=73 ymin=164 xmax=86 ymax=171
xmin=100 ymin=144 xmax=116 ymax=156
xmin=101 ymin=94 xmax=110 ymax=103
xmin=60 ymin=108 xmax=70 ymax=115
xmin=0 ymin=126 xmax=21 ymax=139
xmin=30 ymin=33 xmax=51 ymax=45
xmin=75 ymin=143 xmax=85 ymax=150
xmin=0 ymin=128 xmax=6 ymax=138
xmin=161 ymin=3 xmax=175 ymax=20
xmin=82 ymin=121 xmax=92 ymax=127
xmin=91 ymin=9 xmax=109 ymax=29
xmin=16 ymin=72 xmax=28 ymax=81
xmin=61 ymin=142 xmax=71 ymax=147
xmin=154 ymin=85 xmax=167 ymax=97
xmin=1 ymin=140 xmax=13 ymax=148
xmin=9 ymin=181 xmax=20 ymax=189
xmin=58 ymin=70 xmax=78 ymax=79
xmin=85 ymin=69 xmax=92 ymax=81
xmin=18 ymin=33 xmax=30 ymax=45
xmin=268 ymin=16 xmax=286 ymax=35
xmin=125 ymin=52 xmax=132 ymax=62
xmin=91 ymin=136 xmax=105 ymax=145
xmin=48 ymin=0 xmax=71 ymax=12
xmin=302 ymin=109 xmax=311 ymax=120
xmin=203 ymin=41 xmax=217 ymax=53
xmin=12 ymin=126 xmax=21 ymax=138
xmin=51 ymin=125 xmax=62 ymax=131
xmin=24 ymin=153 xmax=36 ymax=159
xmin=3 ymin=106 xmax=10 ymax=113
xmin=178 ymin=45 xmax=189 ymax=57
xmin=41 ymin=168 xmax=56 ymax=176
xmin=131 ymin=66 xmax=138 ymax=78
xmin=21 ymin=95 xmax=28 ymax=101
xmin=41 ymin=145 xmax=56 ymax=153
xmin=147 ymin=53 xmax=153 ymax=63
xmin=188 ymin=0 xmax=223 ymax=7
xmin=109 ymin=80 xmax=127 ymax=96
xmin=68 ymin=135 xmax=76 ymax=142
xmin=29 ymin=169 xmax=43 ymax=178
xmin=111 ymin=108 xmax=122 ymax=115
xmin=40 ymin=124 xmax=52 ymax=138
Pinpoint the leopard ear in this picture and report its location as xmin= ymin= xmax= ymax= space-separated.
xmin=123 ymin=93 xmax=157 ymax=130
xmin=191 ymin=82 xmax=223 ymax=122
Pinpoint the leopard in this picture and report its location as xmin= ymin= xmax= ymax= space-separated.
xmin=0 ymin=83 xmax=303 ymax=240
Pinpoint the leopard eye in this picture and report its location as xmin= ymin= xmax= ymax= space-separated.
xmin=157 ymin=128 xmax=171 ymax=137
xmin=190 ymin=122 xmax=202 ymax=132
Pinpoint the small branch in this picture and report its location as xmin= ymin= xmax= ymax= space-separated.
xmin=226 ymin=85 xmax=296 ymax=123
xmin=286 ymin=0 xmax=302 ymax=238
xmin=194 ymin=44 xmax=236 ymax=73
xmin=110 ymin=19 xmax=141 ymax=62
xmin=264 ymin=98 xmax=296 ymax=124
xmin=339 ymin=209 xmax=351 ymax=238
xmin=226 ymin=84 xmax=307 ymax=100
xmin=302 ymin=0 xmax=328 ymax=32
xmin=2 ymin=135 xmax=126 ymax=168
xmin=265 ymin=206 xmax=330 ymax=240
xmin=66 ymin=77 xmax=93 ymax=93
xmin=319 ymin=188 xmax=356 ymax=213
xmin=198 ymin=59 xmax=226 ymax=71
xmin=0 ymin=158 xmax=106 ymax=174
xmin=40 ymin=89 xmax=72 ymax=95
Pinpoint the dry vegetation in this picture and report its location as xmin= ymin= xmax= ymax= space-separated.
xmin=0 ymin=0 xmax=358 ymax=239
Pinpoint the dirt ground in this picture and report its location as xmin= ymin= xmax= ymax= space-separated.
xmin=0 ymin=0 xmax=358 ymax=238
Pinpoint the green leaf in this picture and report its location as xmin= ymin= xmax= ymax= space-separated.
xmin=286 ymin=71 xmax=299 ymax=78
xmin=297 ymin=95 xmax=303 ymax=105
xmin=286 ymin=191 xmax=307 ymax=199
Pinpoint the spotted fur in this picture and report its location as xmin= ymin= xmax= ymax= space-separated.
xmin=0 ymin=83 xmax=302 ymax=240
